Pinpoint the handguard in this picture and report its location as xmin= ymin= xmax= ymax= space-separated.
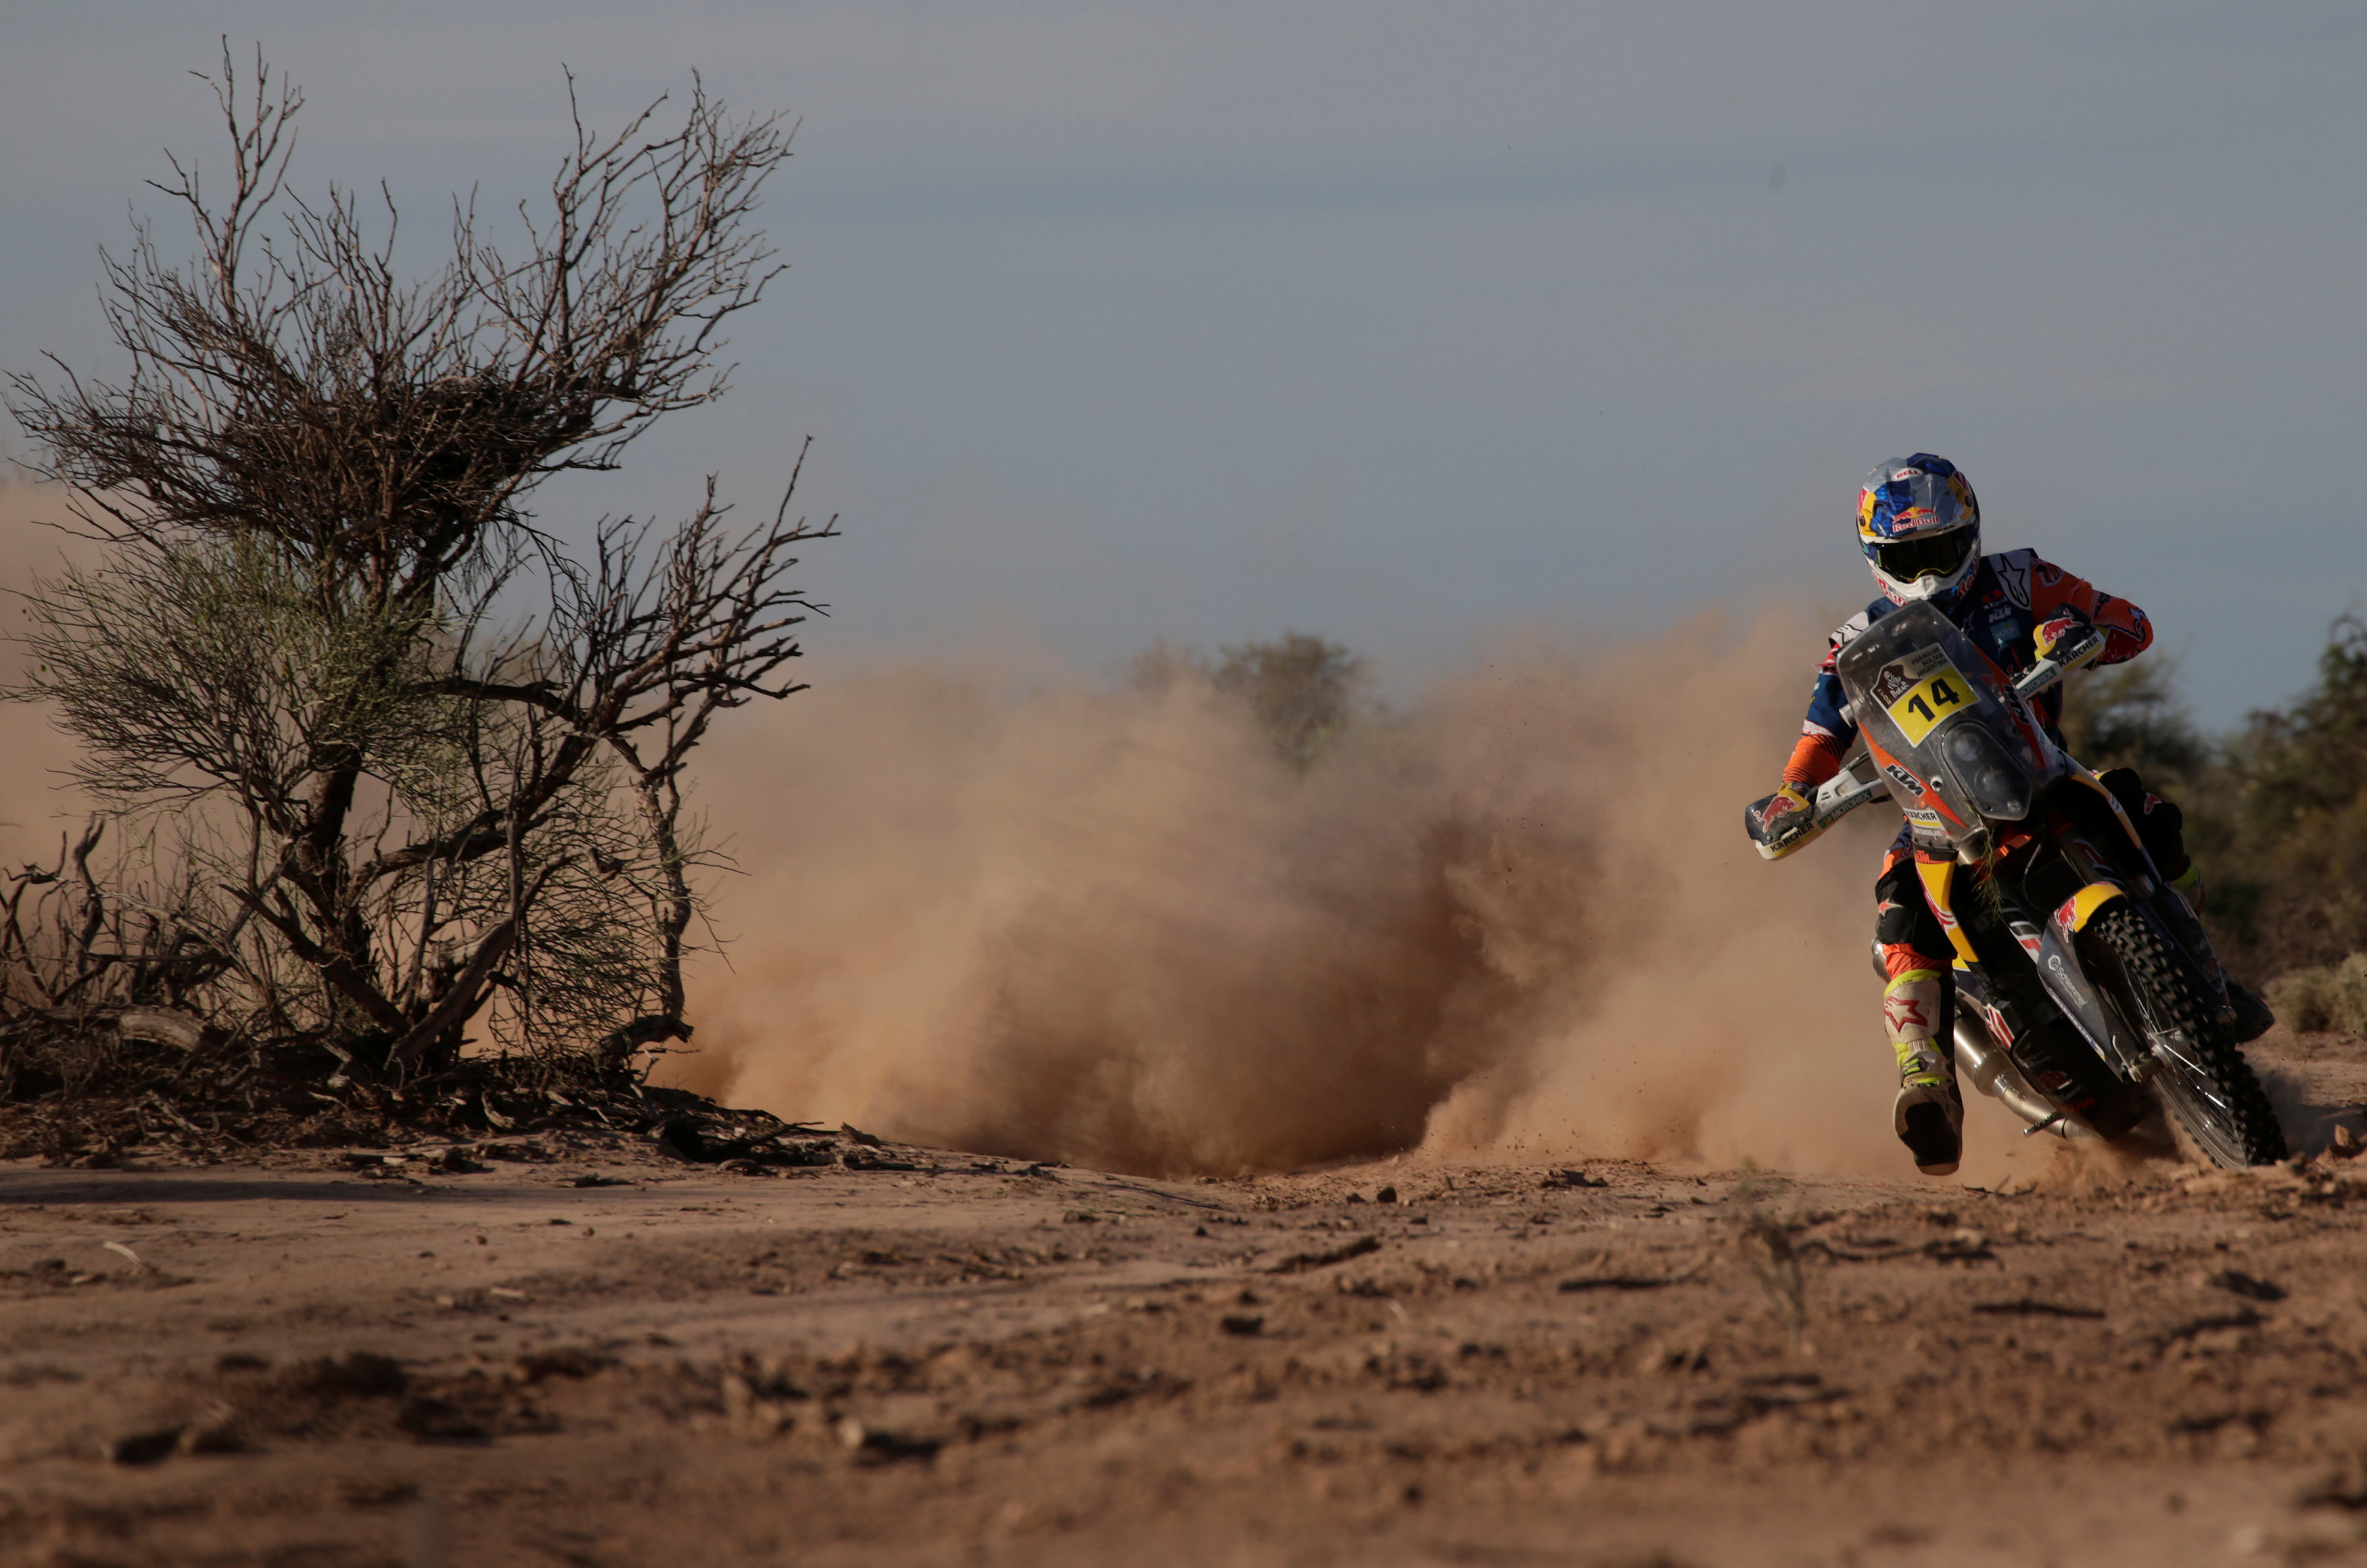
xmin=1745 ymin=751 xmax=1890 ymax=861
xmin=2014 ymin=625 xmax=2106 ymax=699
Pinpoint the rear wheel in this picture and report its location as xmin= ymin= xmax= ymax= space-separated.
xmin=2089 ymin=903 xmax=2285 ymax=1167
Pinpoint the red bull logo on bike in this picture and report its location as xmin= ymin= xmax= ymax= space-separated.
xmin=2052 ymin=882 xmax=2125 ymax=934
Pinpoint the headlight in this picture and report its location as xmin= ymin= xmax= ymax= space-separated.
xmin=1940 ymin=723 xmax=2033 ymax=820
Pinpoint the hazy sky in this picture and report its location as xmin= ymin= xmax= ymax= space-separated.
xmin=4 ymin=1 xmax=2362 ymax=724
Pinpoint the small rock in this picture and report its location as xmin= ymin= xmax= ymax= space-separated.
xmin=1374 ymin=1187 xmax=1399 ymax=1204
xmin=396 ymin=1396 xmax=488 ymax=1444
xmin=341 ymin=1480 xmax=421 ymax=1509
xmin=286 ymin=1352 xmax=407 ymax=1400
xmin=2296 ymin=1458 xmax=2367 ymax=1511
xmin=2209 ymin=1270 xmax=2287 ymax=1303
xmin=178 ymin=1404 xmax=244 ymax=1454
xmin=515 ymin=1348 xmax=613 ymax=1383
xmin=1220 ymin=1314 xmax=1265 ymax=1337
xmin=103 ymin=1427 xmax=185 ymax=1466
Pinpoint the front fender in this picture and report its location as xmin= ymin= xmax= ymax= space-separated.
xmin=2059 ymin=881 xmax=2125 ymax=933
xmin=2021 ymin=879 xmax=2154 ymax=1084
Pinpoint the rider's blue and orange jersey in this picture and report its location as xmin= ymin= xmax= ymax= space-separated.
xmin=1782 ymin=548 xmax=2153 ymax=788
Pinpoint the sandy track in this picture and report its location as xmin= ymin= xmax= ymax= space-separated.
xmin=3 ymin=1037 xmax=2366 ymax=1567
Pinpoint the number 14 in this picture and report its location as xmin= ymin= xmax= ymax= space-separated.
xmin=1906 ymin=677 xmax=1965 ymax=723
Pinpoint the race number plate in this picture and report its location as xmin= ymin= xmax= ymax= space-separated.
xmin=1883 ymin=657 xmax=1975 ymax=744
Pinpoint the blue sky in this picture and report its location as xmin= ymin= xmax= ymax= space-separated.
xmin=5 ymin=1 xmax=2363 ymax=723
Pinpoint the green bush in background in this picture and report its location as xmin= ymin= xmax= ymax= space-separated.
xmin=2063 ymin=613 xmax=2367 ymax=995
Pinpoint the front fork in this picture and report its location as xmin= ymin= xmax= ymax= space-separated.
xmin=2157 ymin=882 xmax=2237 ymax=1016
xmin=2063 ymin=774 xmax=2237 ymax=1017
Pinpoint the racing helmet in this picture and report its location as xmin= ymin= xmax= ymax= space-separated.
xmin=1857 ymin=454 xmax=1980 ymax=607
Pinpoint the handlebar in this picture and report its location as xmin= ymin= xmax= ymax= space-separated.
xmin=1746 ymin=751 xmax=1886 ymax=860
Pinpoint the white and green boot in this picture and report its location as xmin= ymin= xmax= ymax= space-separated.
xmin=1885 ymin=970 xmax=1963 ymax=1177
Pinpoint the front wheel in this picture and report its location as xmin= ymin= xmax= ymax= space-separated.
xmin=2088 ymin=902 xmax=2287 ymax=1167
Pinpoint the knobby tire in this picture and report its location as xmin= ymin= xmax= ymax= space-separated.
xmin=2090 ymin=903 xmax=2285 ymax=1167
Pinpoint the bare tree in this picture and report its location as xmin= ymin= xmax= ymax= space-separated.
xmin=4 ymin=47 xmax=828 ymax=1080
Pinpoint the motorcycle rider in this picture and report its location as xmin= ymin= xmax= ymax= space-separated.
xmin=1749 ymin=454 xmax=2272 ymax=1176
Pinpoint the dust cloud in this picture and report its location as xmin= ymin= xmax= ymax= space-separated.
xmin=678 ymin=615 xmax=1905 ymax=1179
xmin=0 ymin=481 xmax=89 ymax=874
xmin=0 ymin=482 xmax=1906 ymax=1178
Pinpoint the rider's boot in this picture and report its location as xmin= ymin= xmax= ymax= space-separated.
xmin=1885 ymin=970 xmax=1963 ymax=1176
xmin=2226 ymin=981 xmax=2276 ymax=1044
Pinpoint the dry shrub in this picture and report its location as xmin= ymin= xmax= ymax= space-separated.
xmin=2267 ymin=954 xmax=2367 ymax=1036
xmin=3 ymin=53 xmax=819 ymax=1078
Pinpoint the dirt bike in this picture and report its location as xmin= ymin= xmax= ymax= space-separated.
xmin=1743 ymin=600 xmax=2287 ymax=1169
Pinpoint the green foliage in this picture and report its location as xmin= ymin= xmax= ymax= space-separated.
xmin=1213 ymin=634 xmax=1369 ymax=770
xmin=14 ymin=536 xmax=438 ymax=805
xmin=2059 ymin=657 xmax=2209 ymax=789
xmin=2062 ymin=615 xmax=2367 ymax=975
xmin=2217 ymin=615 xmax=2367 ymax=968
xmin=1130 ymin=632 xmax=1370 ymax=769
xmin=4 ymin=531 xmax=688 ymax=1057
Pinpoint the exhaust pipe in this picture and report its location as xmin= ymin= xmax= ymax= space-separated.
xmin=1954 ymin=1013 xmax=2090 ymax=1139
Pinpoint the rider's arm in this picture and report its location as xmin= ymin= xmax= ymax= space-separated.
xmin=2029 ymin=559 xmax=2155 ymax=667
xmin=1783 ymin=610 xmax=1867 ymax=788
xmin=1783 ymin=674 xmax=1854 ymax=788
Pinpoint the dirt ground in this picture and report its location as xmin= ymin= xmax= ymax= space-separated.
xmin=3 ymin=1029 xmax=2366 ymax=1568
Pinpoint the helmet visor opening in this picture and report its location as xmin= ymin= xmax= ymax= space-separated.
xmin=1873 ymin=528 xmax=1974 ymax=584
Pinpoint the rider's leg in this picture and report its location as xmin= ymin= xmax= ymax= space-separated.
xmin=1876 ymin=829 xmax=1963 ymax=1175
xmin=2096 ymin=765 xmax=2196 ymax=884
xmin=2096 ymin=767 xmax=2274 ymax=1041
